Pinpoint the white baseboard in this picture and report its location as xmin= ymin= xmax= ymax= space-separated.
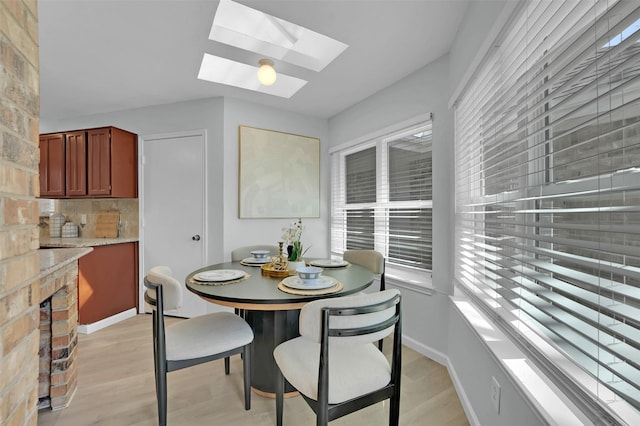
xmin=78 ymin=308 xmax=137 ymax=334
xmin=402 ymin=334 xmax=448 ymax=366
xmin=402 ymin=333 xmax=479 ymax=426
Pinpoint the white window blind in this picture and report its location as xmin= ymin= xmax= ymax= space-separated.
xmin=331 ymin=122 xmax=432 ymax=274
xmin=455 ymin=0 xmax=640 ymax=421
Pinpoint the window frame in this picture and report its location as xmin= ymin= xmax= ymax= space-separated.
xmin=330 ymin=118 xmax=433 ymax=289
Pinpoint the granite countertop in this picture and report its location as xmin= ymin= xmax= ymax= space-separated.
xmin=39 ymin=247 xmax=93 ymax=278
xmin=40 ymin=236 xmax=139 ymax=248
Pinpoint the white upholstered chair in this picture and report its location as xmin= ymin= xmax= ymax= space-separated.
xmin=343 ymin=249 xmax=386 ymax=349
xmin=273 ymin=289 xmax=402 ymax=426
xmin=144 ymin=266 xmax=254 ymax=426
xmin=343 ymin=249 xmax=386 ymax=291
xmin=231 ymin=245 xmax=280 ymax=261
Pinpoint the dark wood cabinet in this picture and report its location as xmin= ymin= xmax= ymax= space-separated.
xmin=39 ymin=134 xmax=66 ymax=197
xmin=38 ymin=126 xmax=137 ymax=198
xmin=87 ymin=128 xmax=110 ymax=196
xmin=78 ymin=242 xmax=138 ymax=324
xmin=65 ymin=131 xmax=87 ymax=196
xmin=87 ymin=127 xmax=137 ymax=197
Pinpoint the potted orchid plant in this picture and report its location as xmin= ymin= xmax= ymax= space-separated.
xmin=282 ymin=218 xmax=309 ymax=269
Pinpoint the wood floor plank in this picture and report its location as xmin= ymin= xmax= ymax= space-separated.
xmin=37 ymin=315 xmax=469 ymax=425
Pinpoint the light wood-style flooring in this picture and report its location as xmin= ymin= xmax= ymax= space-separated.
xmin=37 ymin=314 xmax=469 ymax=426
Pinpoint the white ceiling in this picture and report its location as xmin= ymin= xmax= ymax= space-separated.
xmin=38 ymin=0 xmax=470 ymax=121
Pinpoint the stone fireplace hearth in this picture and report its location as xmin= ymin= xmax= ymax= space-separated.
xmin=38 ymin=299 xmax=52 ymax=408
xmin=37 ymin=258 xmax=80 ymax=411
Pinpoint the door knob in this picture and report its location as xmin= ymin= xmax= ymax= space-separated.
xmin=192 ymin=235 xmax=201 ymax=241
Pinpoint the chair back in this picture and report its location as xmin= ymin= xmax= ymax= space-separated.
xmin=343 ymin=249 xmax=384 ymax=275
xmin=275 ymin=289 xmax=402 ymax=425
xmin=299 ymin=289 xmax=400 ymax=345
xmin=231 ymin=245 xmax=280 ymax=261
xmin=144 ymin=266 xmax=183 ymax=311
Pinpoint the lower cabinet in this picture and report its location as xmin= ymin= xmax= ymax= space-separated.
xmin=78 ymin=242 xmax=138 ymax=324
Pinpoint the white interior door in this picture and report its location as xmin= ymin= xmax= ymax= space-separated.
xmin=140 ymin=130 xmax=207 ymax=318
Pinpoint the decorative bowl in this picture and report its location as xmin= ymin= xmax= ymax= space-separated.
xmin=251 ymin=250 xmax=270 ymax=259
xmin=261 ymin=264 xmax=292 ymax=278
xmin=296 ymin=266 xmax=323 ymax=284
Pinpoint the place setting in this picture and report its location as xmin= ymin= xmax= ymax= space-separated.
xmin=240 ymin=249 xmax=273 ymax=266
xmin=191 ymin=269 xmax=249 ymax=286
xmin=308 ymin=258 xmax=350 ymax=268
xmin=277 ymin=266 xmax=343 ymax=295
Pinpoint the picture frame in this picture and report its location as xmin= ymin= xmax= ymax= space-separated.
xmin=238 ymin=125 xmax=320 ymax=218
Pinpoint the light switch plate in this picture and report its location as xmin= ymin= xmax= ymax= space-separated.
xmin=491 ymin=376 xmax=501 ymax=414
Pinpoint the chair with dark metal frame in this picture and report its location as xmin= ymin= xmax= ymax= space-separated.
xmin=273 ymin=289 xmax=402 ymax=426
xmin=144 ymin=266 xmax=254 ymax=426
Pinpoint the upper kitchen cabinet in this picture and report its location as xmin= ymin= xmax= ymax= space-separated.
xmin=87 ymin=127 xmax=137 ymax=197
xmin=38 ymin=126 xmax=138 ymax=198
xmin=65 ymin=131 xmax=87 ymax=196
xmin=39 ymin=133 xmax=66 ymax=197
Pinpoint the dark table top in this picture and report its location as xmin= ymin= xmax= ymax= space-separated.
xmin=185 ymin=260 xmax=374 ymax=310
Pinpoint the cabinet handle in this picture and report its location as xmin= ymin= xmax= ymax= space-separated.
xmin=192 ymin=235 xmax=201 ymax=241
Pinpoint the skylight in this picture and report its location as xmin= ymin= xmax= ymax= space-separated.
xmin=210 ymin=0 xmax=348 ymax=72
xmin=197 ymin=54 xmax=307 ymax=98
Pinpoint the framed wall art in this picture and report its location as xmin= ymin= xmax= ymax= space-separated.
xmin=238 ymin=125 xmax=320 ymax=218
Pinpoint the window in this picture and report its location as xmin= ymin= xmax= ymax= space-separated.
xmin=454 ymin=1 xmax=640 ymax=422
xmin=331 ymin=121 xmax=432 ymax=283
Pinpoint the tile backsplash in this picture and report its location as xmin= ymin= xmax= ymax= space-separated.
xmin=39 ymin=198 xmax=139 ymax=239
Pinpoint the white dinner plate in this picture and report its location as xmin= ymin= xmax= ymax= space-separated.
xmin=194 ymin=269 xmax=245 ymax=282
xmin=282 ymin=275 xmax=337 ymax=290
xmin=241 ymin=257 xmax=270 ymax=265
xmin=309 ymin=259 xmax=349 ymax=268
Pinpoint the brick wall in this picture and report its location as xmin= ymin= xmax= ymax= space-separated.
xmin=0 ymin=1 xmax=41 ymax=425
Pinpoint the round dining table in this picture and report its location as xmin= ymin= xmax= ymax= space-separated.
xmin=185 ymin=260 xmax=374 ymax=396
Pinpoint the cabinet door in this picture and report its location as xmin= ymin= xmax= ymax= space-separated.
xmin=109 ymin=127 xmax=137 ymax=197
xmin=39 ymin=134 xmax=65 ymax=197
xmin=87 ymin=128 xmax=112 ymax=196
xmin=78 ymin=243 xmax=137 ymax=324
xmin=65 ymin=131 xmax=87 ymax=196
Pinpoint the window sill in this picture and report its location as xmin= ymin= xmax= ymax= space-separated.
xmin=385 ymin=266 xmax=434 ymax=295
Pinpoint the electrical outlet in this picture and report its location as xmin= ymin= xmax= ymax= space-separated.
xmin=491 ymin=376 xmax=501 ymax=414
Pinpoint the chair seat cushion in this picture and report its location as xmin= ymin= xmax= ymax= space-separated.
xmin=166 ymin=312 xmax=254 ymax=361
xmin=273 ymin=337 xmax=391 ymax=404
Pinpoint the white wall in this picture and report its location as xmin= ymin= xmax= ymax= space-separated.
xmin=448 ymin=0 xmax=511 ymax=99
xmin=221 ymin=98 xmax=330 ymax=261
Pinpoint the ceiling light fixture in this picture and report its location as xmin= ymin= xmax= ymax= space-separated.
xmin=257 ymin=59 xmax=276 ymax=86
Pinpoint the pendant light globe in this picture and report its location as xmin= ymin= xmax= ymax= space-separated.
xmin=257 ymin=59 xmax=277 ymax=86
